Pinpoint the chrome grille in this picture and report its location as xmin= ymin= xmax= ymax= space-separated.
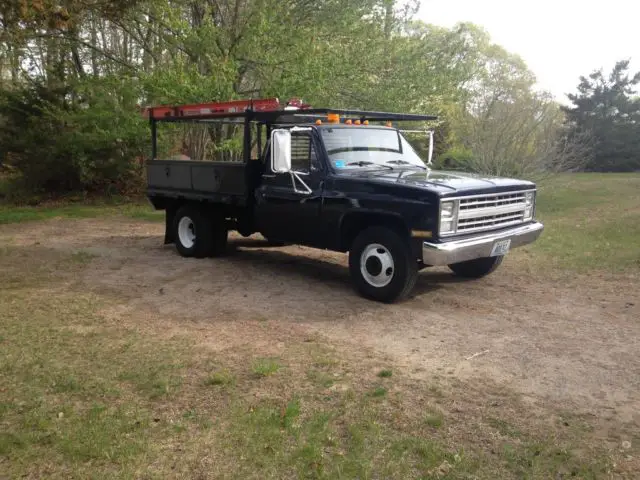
xmin=456 ymin=191 xmax=529 ymax=234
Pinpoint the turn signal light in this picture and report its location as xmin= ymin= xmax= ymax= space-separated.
xmin=327 ymin=113 xmax=340 ymax=123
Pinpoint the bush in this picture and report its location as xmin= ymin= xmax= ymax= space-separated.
xmin=0 ymin=77 xmax=148 ymax=197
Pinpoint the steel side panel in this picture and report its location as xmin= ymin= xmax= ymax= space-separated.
xmin=147 ymin=161 xmax=247 ymax=196
xmin=191 ymin=164 xmax=246 ymax=195
xmin=148 ymin=163 xmax=192 ymax=189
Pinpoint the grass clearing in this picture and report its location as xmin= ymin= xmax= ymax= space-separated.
xmin=0 ymin=201 xmax=163 ymax=225
xmin=526 ymin=173 xmax=640 ymax=272
xmin=2 ymin=173 xmax=637 ymax=478
xmin=0 ymin=254 xmax=624 ymax=479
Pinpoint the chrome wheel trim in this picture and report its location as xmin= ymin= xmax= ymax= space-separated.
xmin=360 ymin=243 xmax=394 ymax=288
xmin=178 ymin=216 xmax=196 ymax=249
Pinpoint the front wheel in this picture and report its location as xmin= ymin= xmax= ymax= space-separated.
xmin=349 ymin=227 xmax=418 ymax=303
xmin=448 ymin=256 xmax=503 ymax=278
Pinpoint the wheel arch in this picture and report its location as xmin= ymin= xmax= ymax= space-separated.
xmin=339 ymin=211 xmax=409 ymax=252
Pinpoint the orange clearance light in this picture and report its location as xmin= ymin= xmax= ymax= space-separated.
xmin=327 ymin=113 xmax=340 ymax=123
xmin=354 ymin=120 xmax=361 ymax=125
xmin=363 ymin=120 xmax=369 ymax=125
xmin=345 ymin=119 xmax=352 ymax=125
xmin=315 ymin=119 xmax=322 ymax=125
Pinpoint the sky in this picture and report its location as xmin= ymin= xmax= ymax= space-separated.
xmin=417 ymin=0 xmax=639 ymax=102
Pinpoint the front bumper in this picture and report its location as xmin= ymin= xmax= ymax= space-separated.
xmin=422 ymin=222 xmax=544 ymax=266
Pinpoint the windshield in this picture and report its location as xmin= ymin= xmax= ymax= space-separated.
xmin=319 ymin=127 xmax=426 ymax=170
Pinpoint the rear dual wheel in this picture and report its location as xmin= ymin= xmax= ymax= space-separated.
xmin=174 ymin=206 xmax=227 ymax=258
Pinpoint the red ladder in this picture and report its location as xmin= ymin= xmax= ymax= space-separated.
xmin=145 ymin=97 xmax=309 ymax=119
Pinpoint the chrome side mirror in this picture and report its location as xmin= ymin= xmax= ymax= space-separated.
xmin=270 ymin=129 xmax=291 ymax=173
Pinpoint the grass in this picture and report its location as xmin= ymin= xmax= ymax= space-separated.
xmin=0 ymin=256 xmax=623 ymax=479
xmin=0 ymin=201 xmax=163 ymax=225
xmin=369 ymin=386 xmax=388 ymax=397
xmin=1 ymin=173 xmax=637 ymax=478
xmin=425 ymin=408 xmax=444 ymax=429
xmin=525 ymin=173 xmax=640 ymax=272
xmin=251 ymin=358 xmax=282 ymax=377
xmin=204 ymin=369 xmax=235 ymax=387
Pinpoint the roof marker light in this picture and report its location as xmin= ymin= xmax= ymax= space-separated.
xmin=327 ymin=113 xmax=340 ymax=123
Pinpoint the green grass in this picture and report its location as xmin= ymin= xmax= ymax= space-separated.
xmin=527 ymin=173 xmax=640 ymax=272
xmin=369 ymin=386 xmax=388 ymax=397
xmin=204 ymin=369 xmax=235 ymax=387
xmin=0 ymin=202 xmax=163 ymax=224
xmin=0 ymin=173 xmax=635 ymax=478
xmin=251 ymin=358 xmax=281 ymax=377
xmin=0 ymin=268 xmax=619 ymax=479
xmin=425 ymin=408 xmax=444 ymax=429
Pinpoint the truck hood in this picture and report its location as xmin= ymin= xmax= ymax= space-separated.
xmin=338 ymin=168 xmax=535 ymax=196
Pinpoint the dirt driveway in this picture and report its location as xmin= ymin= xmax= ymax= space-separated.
xmin=3 ymin=217 xmax=639 ymax=427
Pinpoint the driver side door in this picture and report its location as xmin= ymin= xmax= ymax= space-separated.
xmin=254 ymin=130 xmax=326 ymax=246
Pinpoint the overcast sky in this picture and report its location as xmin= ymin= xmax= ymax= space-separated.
xmin=417 ymin=0 xmax=639 ymax=101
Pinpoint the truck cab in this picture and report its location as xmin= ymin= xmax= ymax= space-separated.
xmin=146 ymin=99 xmax=543 ymax=302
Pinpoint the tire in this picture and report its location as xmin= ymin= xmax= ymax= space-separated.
xmin=348 ymin=226 xmax=418 ymax=303
xmin=173 ymin=206 xmax=214 ymax=258
xmin=209 ymin=219 xmax=228 ymax=257
xmin=448 ymin=256 xmax=503 ymax=278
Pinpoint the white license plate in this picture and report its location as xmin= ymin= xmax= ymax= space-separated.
xmin=490 ymin=239 xmax=511 ymax=257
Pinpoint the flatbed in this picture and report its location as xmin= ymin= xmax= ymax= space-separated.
xmin=146 ymin=98 xmax=543 ymax=302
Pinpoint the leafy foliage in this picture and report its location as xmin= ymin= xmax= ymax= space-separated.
xmin=0 ymin=0 xmax=602 ymax=196
xmin=563 ymin=60 xmax=640 ymax=172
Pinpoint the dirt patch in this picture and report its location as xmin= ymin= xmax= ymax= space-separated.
xmin=2 ymin=217 xmax=639 ymax=430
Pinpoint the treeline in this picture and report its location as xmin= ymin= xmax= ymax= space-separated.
xmin=0 ymin=1 xmax=637 ymax=199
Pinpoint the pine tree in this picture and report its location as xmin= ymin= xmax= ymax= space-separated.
xmin=563 ymin=60 xmax=640 ymax=172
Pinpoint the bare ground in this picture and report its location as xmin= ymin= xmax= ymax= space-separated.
xmin=3 ymin=217 xmax=639 ymax=443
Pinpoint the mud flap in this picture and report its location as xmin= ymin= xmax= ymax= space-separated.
xmin=164 ymin=207 xmax=176 ymax=244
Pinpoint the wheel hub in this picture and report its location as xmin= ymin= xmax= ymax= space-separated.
xmin=178 ymin=216 xmax=196 ymax=249
xmin=360 ymin=243 xmax=394 ymax=288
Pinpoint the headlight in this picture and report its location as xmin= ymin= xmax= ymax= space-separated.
xmin=439 ymin=200 xmax=458 ymax=235
xmin=441 ymin=201 xmax=455 ymax=218
xmin=525 ymin=191 xmax=534 ymax=206
xmin=523 ymin=191 xmax=535 ymax=220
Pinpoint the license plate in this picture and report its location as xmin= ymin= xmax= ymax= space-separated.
xmin=490 ymin=239 xmax=511 ymax=257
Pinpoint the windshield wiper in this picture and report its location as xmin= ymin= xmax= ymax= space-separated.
xmin=346 ymin=161 xmax=393 ymax=170
xmin=385 ymin=160 xmax=427 ymax=170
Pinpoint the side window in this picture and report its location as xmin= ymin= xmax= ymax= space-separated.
xmin=291 ymin=134 xmax=319 ymax=173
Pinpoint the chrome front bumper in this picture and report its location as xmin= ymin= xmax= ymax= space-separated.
xmin=422 ymin=222 xmax=544 ymax=266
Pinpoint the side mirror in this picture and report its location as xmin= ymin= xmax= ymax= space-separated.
xmin=271 ymin=129 xmax=291 ymax=173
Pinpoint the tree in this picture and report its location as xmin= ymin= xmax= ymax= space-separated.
xmin=0 ymin=1 xmax=582 ymax=196
xmin=439 ymin=23 xmax=590 ymax=178
xmin=563 ymin=60 xmax=640 ymax=172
